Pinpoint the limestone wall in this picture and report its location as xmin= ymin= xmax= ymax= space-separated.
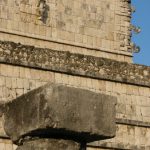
xmin=0 ymin=63 xmax=150 ymax=149
xmin=0 ymin=0 xmax=149 ymax=149
xmin=0 ymin=0 xmax=132 ymax=62
xmin=0 ymin=139 xmax=16 ymax=150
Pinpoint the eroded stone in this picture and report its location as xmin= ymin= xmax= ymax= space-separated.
xmin=16 ymin=139 xmax=80 ymax=150
xmin=3 ymin=83 xmax=116 ymax=144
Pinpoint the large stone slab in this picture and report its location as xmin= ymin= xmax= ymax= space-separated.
xmin=3 ymin=83 xmax=116 ymax=144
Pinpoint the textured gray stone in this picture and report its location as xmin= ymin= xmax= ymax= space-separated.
xmin=16 ymin=139 xmax=80 ymax=150
xmin=3 ymin=83 xmax=116 ymax=144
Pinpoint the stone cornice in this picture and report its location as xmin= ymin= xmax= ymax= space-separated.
xmin=0 ymin=40 xmax=150 ymax=87
xmin=116 ymin=118 xmax=150 ymax=128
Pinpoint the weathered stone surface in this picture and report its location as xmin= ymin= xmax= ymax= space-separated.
xmin=16 ymin=139 xmax=80 ymax=150
xmin=0 ymin=41 xmax=150 ymax=87
xmin=3 ymin=83 xmax=116 ymax=144
xmin=0 ymin=0 xmax=132 ymax=58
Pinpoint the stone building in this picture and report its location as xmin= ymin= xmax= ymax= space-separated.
xmin=0 ymin=0 xmax=150 ymax=149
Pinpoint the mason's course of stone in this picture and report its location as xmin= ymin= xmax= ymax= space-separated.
xmin=0 ymin=0 xmax=149 ymax=149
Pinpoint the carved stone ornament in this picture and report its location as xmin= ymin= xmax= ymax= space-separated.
xmin=37 ymin=0 xmax=47 ymax=20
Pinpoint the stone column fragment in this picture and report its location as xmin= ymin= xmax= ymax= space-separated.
xmin=3 ymin=83 xmax=116 ymax=149
xmin=16 ymin=139 xmax=80 ymax=150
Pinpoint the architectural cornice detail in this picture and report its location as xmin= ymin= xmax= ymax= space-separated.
xmin=0 ymin=40 xmax=150 ymax=87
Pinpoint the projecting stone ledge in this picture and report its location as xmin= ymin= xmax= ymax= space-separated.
xmin=1 ymin=40 xmax=150 ymax=87
xmin=3 ymin=83 xmax=116 ymax=149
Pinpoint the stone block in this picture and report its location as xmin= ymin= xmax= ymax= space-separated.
xmin=0 ymin=143 xmax=5 ymax=150
xmin=3 ymin=83 xmax=116 ymax=144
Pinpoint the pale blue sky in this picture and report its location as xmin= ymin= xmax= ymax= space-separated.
xmin=132 ymin=0 xmax=150 ymax=66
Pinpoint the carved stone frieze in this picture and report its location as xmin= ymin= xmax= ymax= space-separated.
xmin=0 ymin=40 xmax=150 ymax=87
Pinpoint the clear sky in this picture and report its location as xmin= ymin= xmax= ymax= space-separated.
xmin=132 ymin=0 xmax=150 ymax=66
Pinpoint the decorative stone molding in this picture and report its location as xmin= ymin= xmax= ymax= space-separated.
xmin=37 ymin=0 xmax=47 ymax=20
xmin=37 ymin=0 xmax=49 ymax=23
xmin=0 ymin=40 xmax=150 ymax=87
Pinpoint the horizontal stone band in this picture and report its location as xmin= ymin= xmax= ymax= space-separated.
xmin=0 ymin=40 xmax=150 ymax=87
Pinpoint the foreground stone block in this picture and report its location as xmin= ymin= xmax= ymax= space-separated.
xmin=3 ymin=83 xmax=116 ymax=149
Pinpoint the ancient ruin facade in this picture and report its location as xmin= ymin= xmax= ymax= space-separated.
xmin=0 ymin=0 xmax=150 ymax=149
